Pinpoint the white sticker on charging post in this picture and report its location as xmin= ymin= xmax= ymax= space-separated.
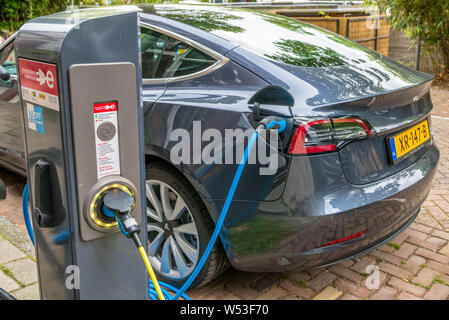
xmin=93 ymin=101 xmax=121 ymax=179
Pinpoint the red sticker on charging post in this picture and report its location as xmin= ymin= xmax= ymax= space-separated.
xmin=18 ymin=58 xmax=59 ymax=111
xmin=93 ymin=102 xmax=121 ymax=179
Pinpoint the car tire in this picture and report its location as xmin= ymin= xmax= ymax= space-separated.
xmin=145 ymin=162 xmax=229 ymax=289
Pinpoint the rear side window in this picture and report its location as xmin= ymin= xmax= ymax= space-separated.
xmin=140 ymin=27 xmax=216 ymax=79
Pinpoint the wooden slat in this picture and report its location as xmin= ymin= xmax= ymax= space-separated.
xmin=278 ymin=14 xmax=390 ymax=55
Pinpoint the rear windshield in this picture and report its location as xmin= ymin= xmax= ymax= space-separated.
xmin=151 ymin=4 xmax=382 ymax=68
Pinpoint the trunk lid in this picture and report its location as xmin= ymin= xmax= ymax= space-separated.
xmin=280 ymin=62 xmax=434 ymax=184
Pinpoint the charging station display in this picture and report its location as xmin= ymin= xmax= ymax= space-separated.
xmin=93 ymin=101 xmax=121 ymax=179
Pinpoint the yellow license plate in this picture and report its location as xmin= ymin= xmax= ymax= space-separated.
xmin=389 ymin=120 xmax=430 ymax=162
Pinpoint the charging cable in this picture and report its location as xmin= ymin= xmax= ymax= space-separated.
xmin=102 ymin=191 xmax=166 ymax=300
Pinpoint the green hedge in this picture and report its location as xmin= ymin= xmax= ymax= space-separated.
xmin=365 ymin=0 xmax=449 ymax=77
xmin=0 ymin=0 xmax=164 ymax=34
xmin=0 ymin=0 xmax=71 ymax=32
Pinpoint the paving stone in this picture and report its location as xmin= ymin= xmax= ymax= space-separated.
xmin=229 ymin=271 xmax=264 ymax=286
xmin=283 ymin=294 xmax=300 ymax=300
xmin=427 ymin=237 xmax=447 ymax=248
xmin=440 ymin=274 xmax=449 ymax=284
xmin=407 ymin=236 xmax=440 ymax=251
xmin=224 ymin=293 xmax=241 ymax=300
xmin=256 ymin=286 xmax=288 ymax=300
xmin=427 ymin=260 xmax=449 ymax=276
xmin=424 ymin=283 xmax=449 ymax=300
xmin=334 ymin=278 xmax=371 ymax=298
xmin=393 ymin=243 xmax=417 ymax=259
xmin=307 ymin=269 xmax=322 ymax=277
xmin=414 ymin=213 xmax=443 ymax=230
xmin=397 ymin=292 xmax=423 ymax=300
xmin=388 ymin=277 xmax=426 ymax=296
xmin=340 ymin=293 xmax=361 ymax=300
xmin=0 ymin=269 xmax=20 ymax=292
xmin=371 ymin=250 xmax=403 ymax=266
xmin=0 ymin=239 xmax=26 ymax=264
xmin=282 ymin=271 xmax=309 ymax=283
xmin=312 ymin=286 xmax=342 ymax=300
xmin=351 ymin=256 xmax=375 ymax=274
xmin=308 ymin=271 xmax=337 ymax=292
xmin=409 ymin=223 xmax=433 ymax=235
xmin=412 ymin=268 xmax=440 ymax=287
xmin=432 ymin=229 xmax=449 ymax=241
xmin=204 ymin=288 xmax=234 ymax=300
xmin=378 ymin=262 xmax=413 ymax=279
xmin=337 ymin=260 xmax=354 ymax=268
xmin=404 ymin=228 xmax=428 ymax=241
xmin=439 ymin=243 xmax=449 ymax=257
xmin=378 ymin=245 xmax=395 ymax=253
xmin=224 ymin=281 xmax=258 ymax=300
xmin=278 ymin=279 xmax=315 ymax=299
xmin=401 ymin=255 xmax=426 ymax=274
xmin=416 ymin=247 xmax=449 ymax=264
xmin=187 ymin=275 xmax=231 ymax=300
xmin=4 ymin=258 xmax=37 ymax=286
xmin=392 ymin=232 xmax=409 ymax=245
xmin=329 ymin=265 xmax=363 ymax=284
xmin=11 ymin=283 xmax=40 ymax=300
xmin=369 ymin=286 xmax=398 ymax=300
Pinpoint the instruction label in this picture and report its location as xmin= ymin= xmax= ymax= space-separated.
xmin=18 ymin=58 xmax=59 ymax=111
xmin=93 ymin=101 xmax=121 ymax=179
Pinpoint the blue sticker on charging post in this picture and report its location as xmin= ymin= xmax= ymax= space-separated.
xmin=26 ymin=103 xmax=44 ymax=134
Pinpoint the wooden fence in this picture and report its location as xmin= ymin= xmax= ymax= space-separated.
xmin=271 ymin=11 xmax=391 ymax=56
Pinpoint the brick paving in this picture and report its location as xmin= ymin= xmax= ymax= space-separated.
xmin=1 ymin=87 xmax=449 ymax=300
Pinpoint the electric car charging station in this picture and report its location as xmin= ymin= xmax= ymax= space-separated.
xmin=15 ymin=7 xmax=148 ymax=300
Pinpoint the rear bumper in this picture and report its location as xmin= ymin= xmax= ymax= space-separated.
xmin=223 ymin=143 xmax=439 ymax=272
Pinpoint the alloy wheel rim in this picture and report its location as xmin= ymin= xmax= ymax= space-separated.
xmin=146 ymin=179 xmax=199 ymax=279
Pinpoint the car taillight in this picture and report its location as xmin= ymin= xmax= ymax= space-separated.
xmin=288 ymin=118 xmax=372 ymax=155
xmin=332 ymin=118 xmax=372 ymax=141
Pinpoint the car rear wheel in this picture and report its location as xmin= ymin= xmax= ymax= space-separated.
xmin=145 ymin=162 xmax=229 ymax=289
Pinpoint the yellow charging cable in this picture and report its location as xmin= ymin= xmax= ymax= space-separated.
xmin=137 ymin=245 xmax=165 ymax=300
xmin=101 ymin=189 xmax=166 ymax=300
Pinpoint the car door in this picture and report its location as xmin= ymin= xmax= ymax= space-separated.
xmin=0 ymin=38 xmax=26 ymax=174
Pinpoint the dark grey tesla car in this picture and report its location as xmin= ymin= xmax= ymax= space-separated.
xmin=0 ymin=4 xmax=439 ymax=288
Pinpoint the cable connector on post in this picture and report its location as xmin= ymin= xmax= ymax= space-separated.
xmin=102 ymin=189 xmax=165 ymax=300
xmin=103 ymin=189 xmax=141 ymax=245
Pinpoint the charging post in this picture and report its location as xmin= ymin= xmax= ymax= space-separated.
xmin=15 ymin=7 xmax=147 ymax=299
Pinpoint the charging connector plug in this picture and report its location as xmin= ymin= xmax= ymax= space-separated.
xmin=103 ymin=189 xmax=142 ymax=247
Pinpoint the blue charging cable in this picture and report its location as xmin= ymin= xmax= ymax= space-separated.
xmin=22 ymin=184 xmax=34 ymax=245
xmin=22 ymin=117 xmax=286 ymax=300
